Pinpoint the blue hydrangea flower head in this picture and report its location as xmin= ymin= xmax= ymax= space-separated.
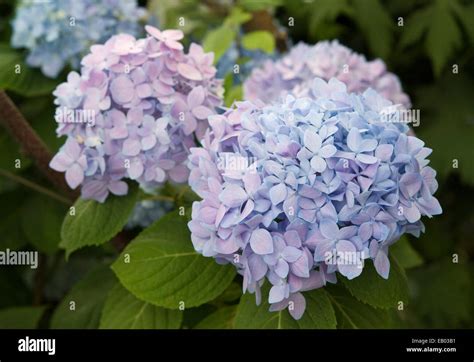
xmin=11 ymin=0 xmax=146 ymax=77
xmin=188 ymin=77 xmax=441 ymax=319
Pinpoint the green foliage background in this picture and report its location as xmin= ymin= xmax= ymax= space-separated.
xmin=0 ymin=0 xmax=473 ymax=330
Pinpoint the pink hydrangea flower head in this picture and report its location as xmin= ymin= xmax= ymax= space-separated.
xmin=244 ymin=41 xmax=411 ymax=108
xmin=50 ymin=26 xmax=223 ymax=202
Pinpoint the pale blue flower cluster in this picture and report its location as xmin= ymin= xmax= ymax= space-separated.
xmin=11 ymin=0 xmax=145 ymax=77
xmin=188 ymin=78 xmax=442 ymax=319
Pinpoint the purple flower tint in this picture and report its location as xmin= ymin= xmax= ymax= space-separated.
xmin=50 ymin=138 xmax=87 ymax=189
xmin=50 ymin=26 xmax=223 ymax=202
xmin=244 ymin=41 xmax=411 ymax=108
xmin=188 ymin=77 xmax=441 ymax=319
xmin=298 ymin=130 xmax=337 ymax=172
xmin=171 ymin=86 xmax=215 ymax=137
xmin=311 ymin=218 xmax=363 ymax=280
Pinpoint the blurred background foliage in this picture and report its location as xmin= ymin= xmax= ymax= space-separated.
xmin=0 ymin=0 xmax=473 ymax=329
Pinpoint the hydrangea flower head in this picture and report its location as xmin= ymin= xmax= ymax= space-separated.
xmin=188 ymin=78 xmax=441 ymax=319
xmin=50 ymin=26 xmax=223 ymax=202
xmin=11 ymin=0 xmax=146 ymax=77
xmin=244 ymin=41 xmax=411 ymax=108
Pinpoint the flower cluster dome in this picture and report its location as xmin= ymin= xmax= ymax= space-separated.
xmin=188 ymin=77 xmax=441 ymax=319
xmin=244 ymin=41 xmax=411 ymax=108
xmin=11 ymin=0 xmax=146 ymax=78
xmin=50 ymin=26 xmax=223 ymax=202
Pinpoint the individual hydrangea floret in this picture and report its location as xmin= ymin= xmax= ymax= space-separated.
xmin=50 ymin=26 xmax=223 ymax=202
xmin=243 ymin=41 xmax=411 ymax=108
xmin=188 ymin=78 xmax=441 ymax=319
xmin=11 ymin=0 xmax=146 ymax=77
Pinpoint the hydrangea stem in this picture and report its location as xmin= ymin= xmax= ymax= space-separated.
xmin=0 ymin=91 xmax=78 ymax=201
xmin=0 ymin=169 xmax=71 ymax=205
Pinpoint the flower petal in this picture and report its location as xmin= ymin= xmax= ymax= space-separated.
xmin=177 ymin=63 xmax=202 ymax=81
xmin=310 ymin=155 xmax=327 ymax=172
xmin=65 ymin=163 xmax=84 ymax=189
xmin=374 ymin=250 xmax=390 ymax=279
xmin=269 ymin=284 xmax=287 ymax=304
xmin=192 ymin=105 xmax=214 ymax=120
xmin=288 ymin=293 xmax=306 ymax=320
xmin=187 ymin=86 xmax=205 ymax=108
xmin=269 ymin=183 xmax=287 ymax=205
xmin=303 ymin=129 xmax=322 ymax=152
xmin=110 ymin=75 xmax=134 ymax=104
xmin=250 ymin=229 xmax=274 ymax=255
xmin=50 ymin=151 xmax=74 ymax=172
xmin=319 ymin=219 xmax=339 ymax=239
xmin=219 ymin=184 xmax=248 ymax=207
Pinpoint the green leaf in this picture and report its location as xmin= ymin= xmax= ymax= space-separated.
xmin=224 ymin=84 xmax=243 ymax=107
xmin=60 ymin=184 xmax=138 ymax=257
xmin=390 ymin=236 xmax=423 ymax=269
xmin=100 ymin=282 xmax=182 ymax=329
xmin=21 ymin=195 xmax=66 ymax=254
xmin=400 ymin=0 xmax=463 ymax=76
xmin=308 ymin=0 xmax=352 ymax=38
xmin=340 ymin=256 xmax=409 ymax=309
xmin=224 ymin=7 xmax=252 ymax=26
xmin=112 ymin=212 xmax=236 ymax=309
xmin=409 ymin=259 xmax=471 ymax=328
xmin=50 ymin=265 xmax=115 ymax=329
xmin=194 ymin=306 xmax=237 ymax=329
xmin=399 ymin=7 xmax=431 ymax=48
xmin=241 ymin=31 xmax=275 ymax=54
xmin=453 ymin=3 xmax=474 ymax=43
xmin=213 ymin=281 xmax=242 ymax=304
xmin=203 ymin=25 xmax=236 ymax=63
xmin=0 ymin=44 xmax=57 ymax=97
xmin=0 ymin=306 xmax=46 ymax=329
xmin=234 ymin=284 xmax=336 ymax=329
xmin=182 ymin=304 xmax=217 ymax=328
xmin=326 ymin=284 xmax=396 ymax=328
xmin=352 ymin=0 xmax=393 ymax=57
xmin=425 ymin=0 xmax=462 ymax=76
xmin=238 ymin=0 xmax=283 ymax=11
